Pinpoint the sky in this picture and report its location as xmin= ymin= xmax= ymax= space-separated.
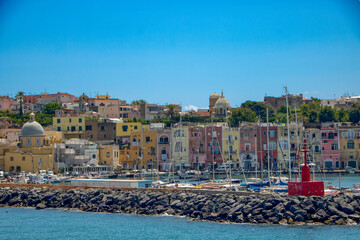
xmin=0 ymin=0 xmax=360 ymax=110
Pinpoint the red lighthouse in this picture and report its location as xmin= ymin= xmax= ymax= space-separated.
xmin=288 ymin=138 xmax=324 ymax=196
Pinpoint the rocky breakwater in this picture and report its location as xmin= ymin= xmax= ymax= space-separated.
xmin=1 ymin=186 xmax=360 ymax=225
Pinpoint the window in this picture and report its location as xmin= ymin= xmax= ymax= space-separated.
xmin=57 ymin=127 xmax=61 ymax=131
xmin=10 ymin=157 xmax=14 ymax=161
xmin=159 ymin=136 xmax=169 ymax=144
xmin=321 ymin=133 xmax=326 ymax=137
xmin=314 ymin=145 xmax=320 ymax=153
xmin=245 ymin=143 xmax=251 ymax=152
xmin=328 ymin=132 xmax=334 ymax=139
xmin=106 ymin=152 xmax=110 ymax=158
xmin=312 ymin=133 xmax=316 ymax=138
xmin=347 ymin=140 xmax=355 ymax=149
xmin=175 ymin=142 xmax=182 ymax=152
xmin=342 ymin=132 xmax=346 ymax=137
xmin=331 ymin=142 xmax=338 ymax=150
xmin=36 ymin=138 xmax=41 ymax=146
xmin=269 ymin=130 xmax=276 ymax=138
xmin=243 ymin=133 xmax=249 ymax=137
xmin=350 ymin=152 xmax=353 ymax=159
xmin=71 ymin=126 xmax=76 ymax=131
xmin=67 ymin=126 xmax=69 ymax=131
xmin=79 ymin=118 xmax=82 ymax=123
xmin=279 ymin=139 xmax=289 ymax=150
xmin=146 ymin=137 xmax=150 ymax=143
xmin=122 ymin=125 xmax=128 ymax=132
xmin=26 ymin=138 xmax=31 ymax=147
xmin=57 ymin=119 xmax=61 ymax=123
xmin=86 ymin=125 xmax=92 ymax=131
xmin=16 ymin=166 xmax=21 ymax=172
xmin=92 ymin=154 xmax=96 ymax=158
xmin=134 ymin=126 xmax=138 ymax=130
xmin=347 ymin=130 xmax=355 ymax=139
xmin=269 ymin=141 xmax=277 ymax=150
xmin=101 ymin=126 xmax=105 ymax=131
xmin=79 ymin=126 xmax=82 ymax=131
xmin=69 ymin=118 xmax=72 ymax=123
xmin=357 ymin=132 xmax=360 ymax=137
xmin=22 ymin=156 xmax=25 ymax=161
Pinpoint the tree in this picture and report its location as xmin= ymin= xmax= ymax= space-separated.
xmin=336 ymin=107 xmax=349 ymax=122
xmin=15 ymin=91 xmax=26 ymax=116
xmin=319 ymin=106 xmax=336 ymax=122
xmin=131 ymin=99 xmax=147 ymax=105
xmin=240 ymin=101 xmax=275 ymax=122
xmin=229 ymin=108 xmax=257 ymax=126
xmin=43 ymin=102 xmax=62 ymax=115
xmin=165 ymin=104 xmax=178 ymax=118
xmin=349 ymin=103 xmax=360 ymax=123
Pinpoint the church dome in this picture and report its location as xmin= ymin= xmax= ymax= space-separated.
xmin=214 ymin=97 xmax=231 ymax=109
xmin=20 ymin=113 xmax=45 ymax=137
xmin=210 ymin=92 xmax=220 ymax=98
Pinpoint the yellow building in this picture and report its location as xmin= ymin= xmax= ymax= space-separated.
xmin=222 ymin=127 xmax=240 ymax=168
xmin=53 ymin=116 xmax=85 ymax=139
xmin=171 ymin=126 xmax=190 ymax=170
xmin=339 ymin=126 xmax=360 ymax=169
xmin=0 ymin=113 xmax=58 ymax=173
xmin=116 ymin=122 xmax=149 ymax=137
xmin=119 ymin=130 xmax=157 ymax=170
xmin=98 ymin=145 xmax=120 ymax=169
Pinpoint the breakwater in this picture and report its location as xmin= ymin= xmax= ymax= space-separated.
xmin=1 ymin=186 xmax=360 ymax=225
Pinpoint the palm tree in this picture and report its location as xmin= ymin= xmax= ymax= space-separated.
xmin=15 ymin=91 xmax=26 ymax=116
xmin=165 ymin=104 xmax=177 ymax=118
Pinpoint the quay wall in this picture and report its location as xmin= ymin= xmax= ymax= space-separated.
xmin=1 ymin=186 xmax=360 ymax=225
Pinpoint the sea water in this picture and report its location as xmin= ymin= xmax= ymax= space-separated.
xmin=1 ymin=207 xmax=360 ymax=240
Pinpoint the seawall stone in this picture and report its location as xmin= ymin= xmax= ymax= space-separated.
xmin=0 ymin=186 xmax=359 ymax=225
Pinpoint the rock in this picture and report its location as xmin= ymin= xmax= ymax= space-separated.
xmin=278 ymin=218 xmax=287 ymax=225
xmin=289 ymin=205 xmax=300 ymax=214
xmin=340 ymin=203 xmax=355 ymax=215
xmin=263 ymin=202 xmax=273 ymax=210
xmin=36 ymin=203 xmax=46 ymax=210
xmin=335 ymin=218 xmax=347 ymax=225
xmin=288 ymin=217 xmax=294 ymax=224
xmin=294 ymin=214 xmax=305 ymax=222
xmin=294 ymin=209 xmax=307 ymax=216
xmin=316 ymin=209 xmax=329 ymax=220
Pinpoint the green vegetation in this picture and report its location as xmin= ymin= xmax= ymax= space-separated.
xmin=0 ymin=102 xmax=63 ymax=126
xmin=131 ymin=99 xmax=147 ymax=105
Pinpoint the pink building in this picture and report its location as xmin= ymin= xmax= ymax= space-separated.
xmin=239 ymin=125 xmax=258 ymax=170
xmin=0 ymin=96 xmax=16 ymax=111
xmin=189 ymin=126 xmax=206 ymax=170
xmin=321 ymin=127 xmax=340 ymax=169
xmin=205 ymin=126 xmax=223 ymax=169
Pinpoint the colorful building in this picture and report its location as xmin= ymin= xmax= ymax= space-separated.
xmin=1 ymin=113 xmax=57 ymax=173
xmin=205 ymin=125 xmax=223 ymax=169
xmin=171 ymin=125 xmax=190 ymax=170
xmin=189 ymin=126 xmax=206 ymax=170
xmin=302 ymin=128 xmax=322 ymax=170
xmin=98 ymin=144 xmax=120 ymax=169
xmin=320 ymin=127 xmax=340 ymax=169
xmin=339 ymin=126 xmax=360 ymax=169
xmin=157 ymin=128 xmax=172 ymax=171
xmin=53 ymin=116 xmax=85 ymax=139
xmin=257 ymin=124 xmax=278 ymax=170
xmin=222 ymin=127 xmax=240 ymax=168
xmin=239 ymin=124 xmax=258 ymax=170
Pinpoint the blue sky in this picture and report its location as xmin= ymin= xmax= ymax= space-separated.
xmin=1 ymin=0 xmax=360 ymax=109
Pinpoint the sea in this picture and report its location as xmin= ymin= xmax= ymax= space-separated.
xmin=1 ymin=207 xmax=360 ymax=240
xmin=1 ymin=174 xmax=360 ymax=240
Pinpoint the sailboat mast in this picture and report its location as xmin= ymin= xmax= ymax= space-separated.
xmin=295 ymin=106 xmax=299 ymax=173
xmin=179 ymin=114 xmax=182 ymax=173
xmin=211 ymin=115 xmax=215 ymax=182
xmin=266 ymin=108 xmax=271 ymax=187
xmin=285 ymin=86 xmax=291 ymax=180
xmin=226 ymin=108 xmax=232 ymax=187
xmin=259 ymin=116 xmax=263 ymax=180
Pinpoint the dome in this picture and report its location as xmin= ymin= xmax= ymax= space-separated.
xmin=210 ymin=92 xmax=220 ymax=98
xmin=20 ymin=113 xmax=45 ymax=137
xmin=214 ymin=97 xmax=231 ymax=109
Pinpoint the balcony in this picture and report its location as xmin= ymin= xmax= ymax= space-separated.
xmin=158 ymin=141 xmax=169 ymax=145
